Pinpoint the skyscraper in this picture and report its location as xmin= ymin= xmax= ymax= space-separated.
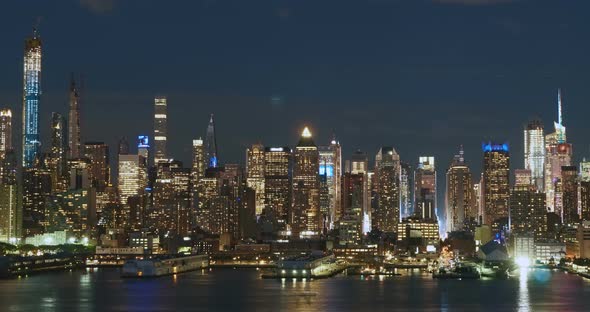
xmin=318 ymin=137 xmax=341 ymax=226
xmin=445 ymin=147 xmax=475 ymax=233
xmin=510 ymin=169 xmax=546 ymax=238
xmin=84 ymin=142 xmax=110 ymax=192
xmin=67 ymin=75 xmax=81 ymax=159
xmin=0 ymin=109 xmax=12 ymax=162
xmin=0 ymin=150 xmax=19 ymax=243
xmin=246 ymin=143 xmax=265 ymax=216
xmin=264 ymin=146 xmax=291 ymax=230
xmin=560 ymin=165 xmax=578 ymax=225
xmin=414 ymin=156 xmax=437 ymax=221
xmin=524 ymin=119 xmax=545 ymax=191
xmin=118 ymin=154 xmax=148 ymax=206
xmin=137 ymin=135 xmax=149 ymax=160
xmin=191 ymin=139 xmax=206 ymax=186
xmin=48 ymin=113 xmax=68 ymax=192
xmin=153 ymin=96 xmax=167 ymax=164
xmin=545 ymin=89 xmax=572 ymax=214
xmin=205 ymin=114 xmax=218 ymax=168
xmin=373 ymin=147 xmax=400 ymax=233
xmin=292 ymin=127 xmax=320 ymax=237
xmin=400 ymin=162 xmax=413 ymax=218
xmin=22 ymin=29 xmax=42 ymax=168
xmin=482 ymin=142 xmax=510 ymax=229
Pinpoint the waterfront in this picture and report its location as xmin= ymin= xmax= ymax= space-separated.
xmin=0 ymin=269 xmax=589 ymax=311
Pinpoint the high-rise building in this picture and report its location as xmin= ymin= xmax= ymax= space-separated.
xmin=580 ymin=160 xmax=590 ymax=222
xmin=292 ymin=127 xmax=320 ymax=237
xmin=0 ymin=109 xmax=12 ymax=162
xmin=47 ymin=113 xmax=68 ymax=192
xmin=246 ymin=143 xmax=265 ymax=216
xmin=414 ymin=156 xmax=437 ymax=221
xmin=524 ymin=119 xmax=545 ymax=191
xmin=153 ymin=161 xmax=192 ymax=236
xmin=0 ymin=150 xmax=19 ymax=242
xmin=118 ymin=154 xmax=148 ymax=206
xmin=22 ymin=155 xmax=52 ymax=236
xmin=137 ymin=135 xmax=149 ymax=160
xmin=349 ymin=149 xmax=370 ymax=231
xmin=545 ymin=89 xmax=572 ymax=213
xmin=400 ymin=162 xmax=413 ymax=218
xmin=192 ymin=139 xmax=206 ymax=184
xmin=153 ymin=96 xmax=167 ymax=163
xmin=67 ymin=75 xmax=81 ymax=159
xmin=560 ymin=165 xmax=578 ymax=225
xmin=118 ymin=137 xmax=129 ymax=155
xmin=205 ymin=114 xmax=218 ymax=168
xmin=373 ymin=147 xmax=400 ymax=233
xmin=264 ymin=146 xmax=291 ymax=230
xmin=510 ymin=169 xmax=546 ymax=238
xmin=84 ymin=142 xmax=110 ymax=192
xmin=318 ymin=137 xmax=341 ymax=226
xmin=22 ymin=29 xmax=42 ymax=168
xmin=445 ymin=147 xmax=475 ymax=233
xmin=482 ymin=142 xmax=510 ymax=229
xmin=340 ymin=172 xmax=366 ymax=244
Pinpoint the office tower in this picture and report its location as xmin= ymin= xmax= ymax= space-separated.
xmin=414 ymin=156 xmax=437 ymax=221
xmin=545 ymin=89 xmax=572 ymax=213
xmin=350 ymin=149 xmax=370 ymax=231
xmin=47 ymin=113 xmax=68 ymax=192
xmin=0 ymin=109 xmax=12 ymax=162
xmin=205 ymin=114 xmax=218 ymax=168
xmin=264 ymin=146 xmax=291 ymax=230
xmin=153 ymin=161 xmax=192 ymax=236
xmin=68 ymin=158 xmax=91 ymax=190
xmin=292 ymin=127 xmax=320 ymax=237
xmin=46 ymin=188 xmax=97 ymax=239
xmin=83 ymin=142 xmax=110 ymax=192
xmin=137 ymin=135 xmax=149 ymax=160
xmin=118 ymin=137 xmax=129 ymax=155
xmin=0 ymin=151 xmax=19 ymax=242
xmin=340 ymin=172 xmax=366 ymax=245
xmin=560 ymin=166 xmax=578 ymax=225
xmin=524 ymin=119 xmax=545 ymax=191
xmin=318 ymin=137 xmax=342 ymax=226
xmin=246 ymin=143 xmax=265 ymax=216
xmin=373 ymin=147 xmax=400 ymax=232
xmin=192 ymin=139 xmax=206 ymax=185
xmin=482 ymin=142 xmax=510 ymax=229
xmin=473 ymin=182 xmax=482 ymax=221
xmin=580 ymin=160 xmax=590 ymax=222
xmin=153 ymin=96 xmax=167 ymax=164
xmin=118 ymin=154 xmax=148 ymax=206
xmin=445 ymin=147 xmax=475 ymax=233
xmin=22 ymin=155 xmax=52 ymax=236
xmin=510 ymin=169 xmax=546 ymax=238
xmin=400 ymin=162 xmax=413 ymax=218
xmin=22 ymin=29 xmax=42 ymax=168
xmin=68 ymin=75 xmax=81 ymax=159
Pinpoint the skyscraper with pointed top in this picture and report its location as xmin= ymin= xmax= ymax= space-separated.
xmin=22 ymin=28 xmax=42 ymax=168
xmin=292 ymin=126 xmax=320 ymax=237
xmin=445 ymin=146 xmax=475 ymax=233
xmin=545 ymin=88 xmax=572 ymax=215
xmin=205 ymin=114 xmax=218 ymax=168
xmin=68 ymin=74 xmax=81 ymax=159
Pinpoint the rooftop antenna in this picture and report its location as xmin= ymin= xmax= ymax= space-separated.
xmin=558 ymin=88 xmax=562 ymax=126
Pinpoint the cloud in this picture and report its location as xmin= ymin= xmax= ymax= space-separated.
xmin=80 ymin=0 xmax=115 ymax=14
xmin=433 ymin=0 xmax=517 ymax=5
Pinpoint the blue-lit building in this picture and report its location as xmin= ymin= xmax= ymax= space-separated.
xmin=482 ymin=142 xmax=510 ymax=231
xmin=22 ymin=29 xmax=42 ymax=168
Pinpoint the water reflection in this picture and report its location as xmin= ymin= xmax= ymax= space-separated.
xmin=518 ymin=269 xmax=530 ymax=312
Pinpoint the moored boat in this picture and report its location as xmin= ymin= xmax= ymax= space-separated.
xmin=121 ymin=254 xmax=208 ymax=278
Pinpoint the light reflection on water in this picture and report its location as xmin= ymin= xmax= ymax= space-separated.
xmin=0 ymin=268 xmax=589 ymax=311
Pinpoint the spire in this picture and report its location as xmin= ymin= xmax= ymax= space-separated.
xmin=459 ymin=145 xmax=464 ymax=163
xmin=205 ymin=114 xmax=218 ymax=168
xmin=558 ymin=88 xmax=562 ymax=126
xmin=301 ymin=126 xmax=312 ymax=138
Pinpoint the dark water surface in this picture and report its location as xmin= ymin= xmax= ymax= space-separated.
xmin=0 ymin=268 xmax=589 ymax=311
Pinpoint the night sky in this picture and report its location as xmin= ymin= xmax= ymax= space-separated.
xmin=1 ymin=0 xmax=589 ymax=190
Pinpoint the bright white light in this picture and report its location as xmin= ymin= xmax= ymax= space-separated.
xmin=68 ymin=237 xmax=76 ymax=244
xmin=516 ymin=256 xmax=530 ymax=268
